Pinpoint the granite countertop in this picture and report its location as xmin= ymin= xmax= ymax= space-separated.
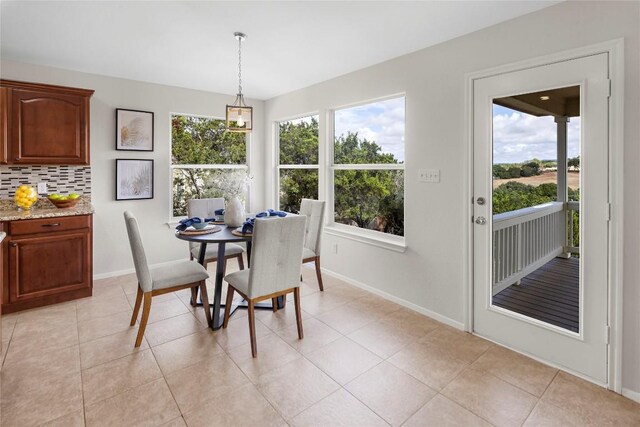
xmin=0 ymin=196 xmax=94 ymax=221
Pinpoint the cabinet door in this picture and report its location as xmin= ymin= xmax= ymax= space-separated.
xmin=10 ymin=88 xmax=89 ymax=164
xmin=8 ymin=231 xmax=91 ymax=303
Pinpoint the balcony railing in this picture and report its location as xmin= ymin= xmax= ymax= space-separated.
xmin=492 ymin=202 xmax=567 ymax=296
xmin=566 ymin=200 xmax=580 ymax=254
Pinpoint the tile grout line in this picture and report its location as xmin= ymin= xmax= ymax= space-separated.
xmin=213 ymin=316 xmax=291 ymax=425
xmin=339 ymin=382 xmax=394 ymax=427
xmin=76 ymin=301 xmax=88 ymax=427
xmin=439 ymin=365 xmax=537 ymax=427
xmin=146 ymin=339 xmax=184 ymax=420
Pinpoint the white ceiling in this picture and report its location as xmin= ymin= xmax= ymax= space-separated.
xmin=0 ymin=1 xmax=560 ymax=100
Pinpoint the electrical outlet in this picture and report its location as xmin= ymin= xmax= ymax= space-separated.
xmin=37 ymin=182 xmax=47 ymax=194
xmin=332 ymin=243 xmax=338 ymax=254
xmin=418 ymin=169 xmax=440 ymax=183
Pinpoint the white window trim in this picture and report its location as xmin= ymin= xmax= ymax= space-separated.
xmin=325 ymin=223 xmax=407 ymax=253
xmin=169 ymin=113 xmax=250 ymax=221
xmin=326 ymin=96 xmax=406 ymax=250
xmin=275 ymin=114 xmax=320 ymax=211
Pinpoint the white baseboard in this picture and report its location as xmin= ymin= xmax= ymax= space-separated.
xmin=316 ymin=266 xmax=465 ymax=330
xmin=622 ymin=388 xmax=640 ymax=403
xmin=93 ymin=259 xmax=186 ymax=281
xmin=93 ymin=268 xmax=135 ymax=280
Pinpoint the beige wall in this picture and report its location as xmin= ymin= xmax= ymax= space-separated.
xmin=0 ymin=62 xmax=266 ymax=277
xmin=263 ymin=1 xmax=639 ymax=396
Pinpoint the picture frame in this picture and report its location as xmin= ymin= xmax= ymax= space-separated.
xmin=115 ymin=159 xmax=154 ymax=200
xmin=116 ymin=108 xmax=154 ymax=151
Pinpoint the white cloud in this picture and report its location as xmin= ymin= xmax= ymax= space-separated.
xmin=335 ymin=97 xmax=405 ymax=162
xmin=493 ymin=108 xmax=581 ymax=164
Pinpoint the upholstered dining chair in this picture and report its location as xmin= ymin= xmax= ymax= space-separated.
xmin=223 ymin=215 xmax=307 ymax=357
xmin=300 ymin=199 xmax=326 ymax=291
xmin=124 ymin=211 xmax=211 ymax=347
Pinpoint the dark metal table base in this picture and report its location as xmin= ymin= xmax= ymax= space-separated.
xmin=191 ymin=296 xmax=285 ymax=319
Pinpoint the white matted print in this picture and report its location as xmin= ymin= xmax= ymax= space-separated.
xmin=116 ymin=159 xmax=154 ymax=200
xmin=116 ymin=109 xmax=154 ymax=151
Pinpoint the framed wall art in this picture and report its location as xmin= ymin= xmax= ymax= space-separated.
xmin=116 ymin=108 xmax=154 ymax=151
xmin=115 ymin=159 xmax=154 ymax=200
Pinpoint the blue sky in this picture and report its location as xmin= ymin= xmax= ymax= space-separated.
xmin=334 ymin=97 xmax=405 ymax=162
xmin=493 ymin=105 xmax=580 ymax=164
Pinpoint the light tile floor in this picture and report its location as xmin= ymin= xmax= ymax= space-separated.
xmin=1 ymin=262 xmax=639 ymax=427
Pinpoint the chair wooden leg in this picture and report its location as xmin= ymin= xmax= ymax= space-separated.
xmin=135 ymin=292 xmax=152 ymax=347
xmin=272 ymin=297 xmax=278 ymax=312
xmin=130 ymin=286 xmax=143 ymax=326
xmin=237 ymin=253 xmax=245 ymax=270
xmin=294 ymin=287 xmax=304 ymax=339
xmin=223 ymin=286 xmax=235 ymax=328
xmin=315 ymin=256 xmax=324 ymax=291
xmin=190 ymin=286 xmax=198 ymax=307
xmin=248 ymin=300 xmax=258 ymax=357
xmin=199 ymin=281 xmax=212 ymax=327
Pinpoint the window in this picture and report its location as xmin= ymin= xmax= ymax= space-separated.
xmin=332 ymin=96 xmax=405 ymax=237
xmin=277 ymin=115 xmax=319 ymax=212
xmin=171 ymin=114 xmax=248 ymax=217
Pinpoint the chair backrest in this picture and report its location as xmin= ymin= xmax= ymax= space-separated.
xmin=187 ymin=198 xmax=226 ymax=250
xmin=247 ymin=215 xmax=306 ymax=298
xmin=299 ymin=199 xmax=325 ymax=255
xmin=123 ymin=211 xmax=153 ymax=292
xmin=187 ymin=198 xmax=225 ymax=218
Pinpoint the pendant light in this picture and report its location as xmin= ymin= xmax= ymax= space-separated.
xmin=226 ymin=32 xmax=252 ymax=132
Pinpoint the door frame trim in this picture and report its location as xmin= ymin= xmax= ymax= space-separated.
xmin=463 ymin=39 xmax=625 ymax=392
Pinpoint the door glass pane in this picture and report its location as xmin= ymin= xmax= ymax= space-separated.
xmin=491 ymin=86 xmax=581 ymax=333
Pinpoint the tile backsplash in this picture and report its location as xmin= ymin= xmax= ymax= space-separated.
xmin=0 ymin=165 xmax=91 ymax=198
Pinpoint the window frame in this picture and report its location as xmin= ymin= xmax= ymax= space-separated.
xmin=169 ymin=112 xmax=250 ymax=221
xmin=326 ymin=95 xmax=407 ymax=251
xmin=275 ymin=113 xmax=320 ymax=213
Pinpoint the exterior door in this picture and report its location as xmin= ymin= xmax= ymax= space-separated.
xmin=473 ymin=53 xmax=609 ymax=383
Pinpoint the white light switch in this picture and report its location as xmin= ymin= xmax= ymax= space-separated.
xmin=37 ymin=182 xmax=47 ymax=194
xmin=418 ymin=169 xmax=440 ymax=183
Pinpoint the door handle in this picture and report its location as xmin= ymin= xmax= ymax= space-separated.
xmin=475 ymin=216 xmax=487 ymax=225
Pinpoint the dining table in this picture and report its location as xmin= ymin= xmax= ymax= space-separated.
xmin=175 ymin=223 xmax=285 ymax=330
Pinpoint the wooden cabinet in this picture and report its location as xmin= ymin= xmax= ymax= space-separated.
xmin=0 ymin=80 xmax=93 ymax=165
xmin=2 ymin=215 xmax=92 ymax=313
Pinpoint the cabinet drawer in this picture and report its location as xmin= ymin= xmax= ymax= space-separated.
xmin=9 ymin=215 xmax=90 ymax=236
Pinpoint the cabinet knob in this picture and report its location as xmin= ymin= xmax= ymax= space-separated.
xmin=14 ymin=157 xmax=19 ymax=161
xmin=11 ymin=242 xmax=17 ymax=247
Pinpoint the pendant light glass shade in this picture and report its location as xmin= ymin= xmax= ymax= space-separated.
xmin=226 ymin=32 xmax=252 ymax=133
xmin=226 ymin=94 xmax=252 ymax=132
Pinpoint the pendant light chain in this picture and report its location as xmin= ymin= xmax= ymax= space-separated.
xmin=237 ymin=36 xmax=243 ymax=96
xmin=226 ymin=31 xmax=252 ymax=132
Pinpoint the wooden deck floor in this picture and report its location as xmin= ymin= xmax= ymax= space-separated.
xmin=493 ymin=257 xmax=579 ymax=332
